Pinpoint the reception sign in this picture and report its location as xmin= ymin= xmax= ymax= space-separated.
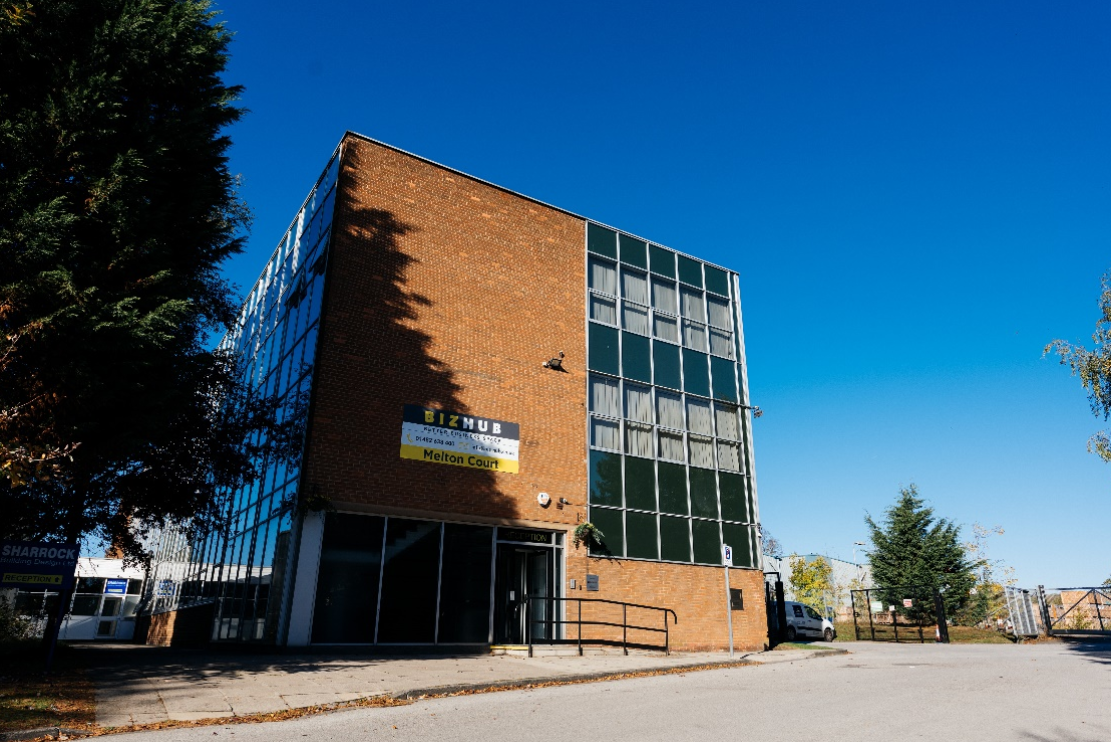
xmin=0 ymin=540 xmax=79 ymax=589
xmin=400 ymin=404 xmax=520 ymax=473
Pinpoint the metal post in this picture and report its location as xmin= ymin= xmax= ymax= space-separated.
xmin=577 ymin=600 xmax=583 ymax=656
xmin=867 ymin=590 xmax=875 ymax=641
xmin=664 ymin=610 xmax=670 ymax=656
xmin=1095 ymin=591 xmax=1105 ymax=632
xmin=623 ymin=603 xmax=628 ymax=655
xmin=43 ymin=587 xmax=69 ymax=674
xmin=526 ymin=596 xmax=533 ymax=657
xmin=1037 ymin=585 xmax=1053 ymax=637
xmin=851 ymin=590 xmax=860 ymax=640
xmin=774 ymin=580 xmax=788 ymax=643
xmin=892 ymin=609 xmax=899 ymax=643
xmin=724 ymin=565 xmax=734 ymax=658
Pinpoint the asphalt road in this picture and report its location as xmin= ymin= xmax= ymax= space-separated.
xmin=113 ymin=641 xmax=1111 ymax=742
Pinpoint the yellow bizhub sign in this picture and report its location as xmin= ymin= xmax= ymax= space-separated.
xmin=400 ymin=405 xmax=520 ymax=474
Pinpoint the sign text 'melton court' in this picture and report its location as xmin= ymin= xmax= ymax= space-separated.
xmin=399 ymin=404 xmax=520 ymax=474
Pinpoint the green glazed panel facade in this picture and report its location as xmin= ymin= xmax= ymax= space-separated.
xmin=588 ymin=223 xmax=617 ymax=258
xmin=620 ymin=235 xmax=648 ymax=268
xmin=585 ymin=221 xmax=757 ymax=567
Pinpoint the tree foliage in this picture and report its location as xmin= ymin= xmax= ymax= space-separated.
xmin=865 ymin=485 xmax=977 ymax=617
xmin=0 ymin=1 xmax=284 ymax=558
xmin=953 ymin=523 xmax=1015 ymax=626
xmin=787 ymin=554 xmax=834 ymax=610
xmin=1046 ymin=271 xmax=1111 ymax=463
xmin=759 ymin=526 xmax=784 ymax=558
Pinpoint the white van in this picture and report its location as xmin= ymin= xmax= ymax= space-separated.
xmin=781 ymin=601 xmax=836 ymax=642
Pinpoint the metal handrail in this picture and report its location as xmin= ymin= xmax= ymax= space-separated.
xmin=522 ymin=595 xmax=678 ymax=656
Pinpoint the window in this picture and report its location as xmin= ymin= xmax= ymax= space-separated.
xmin=624 ymin=383 xmax=652 ymax=423
xmin=709 ymin=327 xmax=733 ymax=358
xmin=588 ymin=324 xmax=619 ymax=376
xmin=653 ymin=342 xmax=681 ymax=389
xmin=653 ymin=313 xmax=679 ymax=343
xmin=621 ymin=332 xmax=651 ymax=383
xmin=691 ymin=519 xmax=720 ymax=564
xmin=589 ymin=507 xmax=624 ymax=556
xmin=626 ymin=511 xmax=658 ymax=559
xmin=588 ymin=223 xmax=618 ymax=258
xmin=678 ymin=255 xmax=703 ymax=287
xmin=591 ymin=417 xmax=620 ymax=451
xmin=719 ymin=473 xmax=748 ymax=522
xmin=624 ymin=457 xmax=656 ymax=510
xmin=707 ymin=296 xmax=731 ymax=329
xmin=656 ymin=392 xmax=684 ymax=430
xmin=658 ymin=463 xmax=688 ymax=515
xmin=660 ymin=516 xmax=691 ymax=562
xmin=590 ymin=375 xmax=620 ymax=416
xmin=680 ymin=287 xmax=705 ymax=322
xmin=689 ymin=435 xmax=714 ymax=469
xmin=686 ymin=398 xmax=712 ymax=435
xmin=625 ymin=422 xmax=653 ymax=457
xmin=621 ymin=268 xmax=649 ymax=304
xmin=620 ymin=235 xmax=648 ymax=268
xmin=683 ymin=350 xmax=710 ymax=397
xmin=589 ymin=451 xmax=623 ymax=506
xmin=714 ymin=403 xmax=738 ymax=440
xmin=717 ymin=440 xmax=741 ymax=472
xmin=650 ymin=244 xmax=675 ymax=277
xmin=590 ymin=294 xmax=617 ymax=325
xmin=651 ymin=278 xmax=677 ymax=314
xmin=658 ymin=430 xmax=685 ymax=462
xmin=589 ymin=257 xmax=617 ymax=294
xmin=623 ymin=303 xmax=649 ymax=335
xmin=682 ymin=320 xmax=708 ymax=352
xmin=711 ymin=356 xmax=738 ymax=402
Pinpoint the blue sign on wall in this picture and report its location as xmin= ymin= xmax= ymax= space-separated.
xmin=105 ymin=578 xmax=128 ymax=595
xmin=0 ymin=540 xmax=79 ymax=589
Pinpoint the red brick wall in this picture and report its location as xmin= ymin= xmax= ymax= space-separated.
xmin=298 ymin=133 xmax=767 ymax=652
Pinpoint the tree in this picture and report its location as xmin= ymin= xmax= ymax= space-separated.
xmin=0 ymin=1 xmax=282 ymax=559
xmin=954 ymin=523 xmax=1015 ymax=626
xmin=1046 ymin=271 xmax=1111 ymax=463
xmin=788 ymin=554 xmax=834 ymax=611
xmin=760 ymin=526 xmax=784 ymax=558
xmin=865 ymin=485 xmax=977 ymax=618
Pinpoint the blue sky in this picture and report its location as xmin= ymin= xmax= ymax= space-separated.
xmin=214 ymin=1 xmax=1110 ymax=587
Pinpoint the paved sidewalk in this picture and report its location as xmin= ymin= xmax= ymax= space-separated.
xmin=73 ymin=644 xmax=841 ymax=728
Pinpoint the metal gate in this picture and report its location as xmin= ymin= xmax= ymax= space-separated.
xmin=1003 ymin=586 xmax=1041 ymax=637
xmin=1036 ymin=585 xmax=1111 ymax=638
xmin=850 ymin=586 xmax=949 ymax=643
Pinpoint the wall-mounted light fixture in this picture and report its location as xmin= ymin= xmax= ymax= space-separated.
xmin=739 ymin=402 xmax=763 ymax=418
xmin=542 ymin=351 xmax=566 ymax=371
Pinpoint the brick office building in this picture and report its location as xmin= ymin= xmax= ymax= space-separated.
xmin=143 ymin=132 xmax=767 ymax=651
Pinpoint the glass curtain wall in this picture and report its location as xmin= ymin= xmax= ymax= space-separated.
xmin=143 ymin=149 xmax=340 ymax=643
xmin=586 ymin=223 xmax=759 ymax=568
xmin=311 ymin=514 xmax=498 ymax=645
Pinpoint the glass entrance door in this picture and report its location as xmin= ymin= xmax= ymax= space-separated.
xmin=494 ymin=546 xmax=553 ymax=644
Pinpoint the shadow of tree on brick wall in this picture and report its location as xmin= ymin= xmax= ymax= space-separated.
xmin=301 ymin=139 xmax=517 ymax=521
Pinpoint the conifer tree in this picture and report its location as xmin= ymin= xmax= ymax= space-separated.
xmin=0 ymin=1 xmax=294 ymax=558
xmin=865 ymin=485 xmax=976 ymax=618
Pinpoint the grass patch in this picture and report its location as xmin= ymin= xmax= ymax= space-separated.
xmin=0 ymin=642 xmax=97 ymax=735
xmin=832 ymin=621 xmax=1017 ymax=644
xmin=771 ymin=642 xmax=839 ymax=651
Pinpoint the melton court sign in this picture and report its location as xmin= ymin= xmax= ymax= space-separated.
xmin=399 ymin=404 xmax=520 ymax=473
xmin=0 ymin=540 xmax=79 ymax=589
